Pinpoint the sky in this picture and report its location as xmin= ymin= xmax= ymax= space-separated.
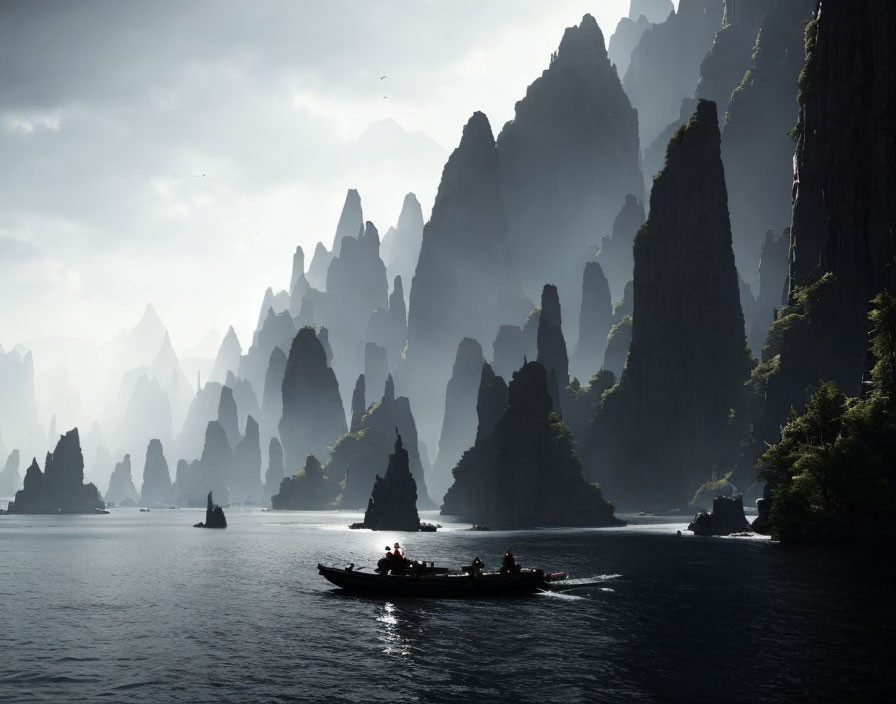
xmin=0 ymin=0 xmax=640 ymax=358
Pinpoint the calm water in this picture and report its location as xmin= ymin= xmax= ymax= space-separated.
xmin=1 ymin=508 xmax=893 ymax=703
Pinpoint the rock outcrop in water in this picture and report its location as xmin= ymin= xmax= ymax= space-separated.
xmin=194 ymin=491 xmax=227 ymax=528
xmin=271 ymin=454 xmax=336 ymax=510
xmin=0 ymin=449 xmax=21 ymax=497
xmin=590 ymin=100 xmax=752 ymax=510
xmin=7 ymin=428 xmax=105 ymax=514
xmin=278 ymin=327 xmax=347 ymax=474
xmin=722 ymin=0 xmax=815 ymax=285
xmin=405 ymin=111 xmax=529 ymax=446
xmin=263 ymin=437 xmax=284 ymax=504
xmin=106 ymin=454 xmax=139 ymax=506
xmin=688 ymin=495 xmax=751 ymax=536
xmin=335 ymin=375 xmax=433 ymax=509
xmin=172 ymin=421 xmax=232 ymax=507
xmin=442 ymin=361 xmax=621 ymax=527
xmin=360 ymin=430 xmax=421 ymax=531
xmin=139 ymin=439 xmax=170 ymax=507
xmin=430 ymin=338 xmax=486 ymax=503
xmin=497 ymin=14 xmax=643 ymax=328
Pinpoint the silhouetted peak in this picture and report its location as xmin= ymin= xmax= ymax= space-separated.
xmin=459 ymin=111 xmax=496 ymax=152
xmin=333 ymin=188 xmax=364 ymax=254
xmin=399 ymin=192 xmax=422 ymax=221
xmin=392 ymin=275 xmax=404 ymax=300
xmin=361 ymin=221 xmax=380 ymax=247
xmin=555 ymin=14 xmax=608 ymax=68
xmin=539 ymin=284 xmax=562 ymax=329
xmin=139 ymin=302 xmax=163 ymax=329
xmin=384 ymin=374 xmax=395 ymax=403
xmin=222 ymin=325 xmax=240 ymax=348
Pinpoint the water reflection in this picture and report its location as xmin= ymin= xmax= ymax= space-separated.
xmin=375 ymin=601 xmax=429 ymax=658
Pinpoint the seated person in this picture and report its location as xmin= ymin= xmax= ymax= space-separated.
xmin=500 ymin=551 xmax=519 ymax=575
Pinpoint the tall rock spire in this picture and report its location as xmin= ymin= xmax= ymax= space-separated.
xmin=497 ymin=14 xmax=643 ymax=331
xmin=406 ymin=111 xmax=528 ymax=445
xmin=590 ymin=100 xmax=751 ymax=509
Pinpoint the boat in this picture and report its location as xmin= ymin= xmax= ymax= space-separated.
xmin=317 ymin=562 xmax=572 ymax=598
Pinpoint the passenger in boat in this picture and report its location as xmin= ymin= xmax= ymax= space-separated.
xmin=392 ymin=542 xmax=404 ymax=559
xmin=377 ymin=547 xmax=393 ymax=573
xmin=501 ymin=551 xmax=520 ymax=575
xmin=472 ymin=556 xmax=484 ymax=574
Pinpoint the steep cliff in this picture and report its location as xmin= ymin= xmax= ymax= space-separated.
xmin=106 ymin=454 xmax=139 ymax=506
xmin=722 ymin=0 xmax=815 ymax=286
xmin=498 ymin=14 xmax=643 ymax=326
xmin=406 ymin=111 xmax=529 ymax=444
xmin=597 ymin=194 xmax=646 ymax=300
xmin=263 ymin=437 xmax=285 ymax=504
xmin=139 ymin=438 xmax=170 ymax=507
xmin=382 ymin=193 xmax=424 ymax=303
xmin=590 ymin=100 xmax=752 ymax=509
xmin=361 ymin=431 xmax=421 ymax=531
xmin=572 ymin=262 xmax=614 ymax=383
xmin=230 ymin=415 xmax=262 ymax=503
xmin=278 ymin=327 xmax=346 ymax=474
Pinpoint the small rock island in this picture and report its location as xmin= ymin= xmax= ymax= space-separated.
xmin=194 ymin=491 xmax=227 ymax=528
xmin=352 ymin=429 xmax=423 ymax=532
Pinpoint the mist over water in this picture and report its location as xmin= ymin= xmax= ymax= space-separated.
xmin=1 ymin=511 xmax=893 ymax=703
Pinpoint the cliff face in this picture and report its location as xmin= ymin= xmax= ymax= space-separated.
xmin=608 ymin=14 xmax=651 ymax=78
xmin=441 ymin=361 xmax=621 ymax=527
xmin=722 ymin=0 xmax=815 ymax=286
xmin=536 ymin=284 xmax=570 ymax=416
xmin=271 ymin=454 xmax=338 ymax=510
xmin=106 ymin=454 xmax=139 ymax=505
xmin=406 ymin=111 xmax=529 ymax=444
xmin=475 ymin=363 xmax=507 ymax=443
xmin=306 ymin=242 xmax=332 ymax=292
xmin=430 ymin=338 xmax=486 ymax=503
xmin=139 ymin=439 xmax=170 ymax=507
xmin=7 ymin=428 xmax=104 ymax=514
xmin=209 ymin=326 xmax=241 ymax=384
xmin=176 ymin=381 xmax=224 ymax=462
xmin=362 ymin=431 xmax=421 ymax=531
xmin=497 ymin=14 xmax=643 ymax=328
xmin=598 ymin=194 xmax=646 ymax=300
xmin=260 ymin=346 xmax=287 ymax=439
xmin=217 ymin=385 xmax=240 ymax=449
xmin=748 ymin=228 xmax=790 ymax=354
xmin=590 ymin=100 xmax=752 ymax=509
xmin=572 ymin=262 xmax=614 ymax=383
xmin=230 ymin=415 xmax=262 ymax=503
xmin=0 ymin=449 xmax=21 ymax=496
xmin=240 ymin=307 xmax=295 ymax=398
xmin=382 ymin=193 xmax=424 ymax=304
xmin=331 ymin=188 xmax=363 ymax=257
xmin=263 ymin=437 xmax=284 ymax=504
xmin=278 ymin=327 xmax=347 ymax=474
xmin=492 ymin=307 xmax=539 ymax=381
xmin=746 ymin=0 xmax=896 ymax=471
xmin=624 ymin=0 xmax=723 ymax=154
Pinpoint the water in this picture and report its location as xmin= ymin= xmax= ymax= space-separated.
xmin=1 ymin=508 xmax=893 ymax=703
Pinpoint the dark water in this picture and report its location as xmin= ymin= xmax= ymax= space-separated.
xmin=1 ymin=508 xmax=894 ymax=703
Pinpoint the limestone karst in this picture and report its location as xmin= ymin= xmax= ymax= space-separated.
xmin=7 ymin=428 xmax=104 ymax=514
xmin=623 ymin=0 xmax=723 ymax=155
xmin=209 ymin=326 xmax=242 ymax=385
xmin=492 ymin=308 xmax=539 ymax=381
xmin=335 ymin=374 xmax=433 ymax=510
xmin=331 ymin=188 xmax=363 ymax=257
xmin=742 ymin=0 xmax=896 ymax=487
xmin=106 ymin=454 xmax=139 ymax=506
xmin=263 ymin=437 xmax=285 ymax=504
xmin=381 ymin=193 xmax=424 ymax=304
xmin=597 ymin=194 xmax=646 ymax=301
xmin=442 ymin=361 xmax=621 ymax=527
xmin=306 ymin=242 xmax=332 ymax=292
xmin=260 ymin=347 xmax=288 ymax=436
xmin=722 ymin=0 xmax=815 ymax=285
xmin=240 ymin=307 xmax=296 ymax=397
xmin=361 ymin=430 xmax=421 ymax=532
xmin=430 ymin=338 xmax=486 ymax=503
xmin=116 ymin=374 xmax=172 ymax=464
xmin=536 ymin=284 xmax=570 ymax=416
xmin=603 ymin=316 xmax=633 ymax=380
xmin=748 ymin=229 xmax=790 ymax=354
xmin=194 ymin=491 xmax=227 ymax=528
xmin=176 ymin=381 xmax=224 ymax=462
xmin=230 ymin=415 xmax=262 ymax=503
xmin=278 ymin=327 xmax=347 ymax=474
xmin=350 ymin=374 xmax=366 ymax=432
xmin=224 ymin=371 xmax=260 ymax=436
xmin=474 ymin=363 xmax=507 ymax=444
xmin=138 ymin=439 xmax=170 ymax=507
xmin=497 ymin=14 xmax=643 ymax=329
xmin=590 ymin=100 xmax=752 ymax=509
xmin=217 ymin=385 xmax=240 ymax=449
xmin=0 ymin=449 xmax=21 ymax=497
xmin=0 ymin=347 xmax=47 ymax=464
xmin=289 ymin=246 xmax=310 ymax=316
xmin=271 ymin=454 xmax=336 ymax=510
xmin=571 ymin=262 xmax=613 ymax=382
xmin=406 ymin=111 xmax=529 ymax=444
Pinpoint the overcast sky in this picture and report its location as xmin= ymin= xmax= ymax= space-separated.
xmin=1 ymin=0 xmax=639 ymax=357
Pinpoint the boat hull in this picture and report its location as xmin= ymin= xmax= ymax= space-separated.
xmin=318 ymin=564 xmax=548 ymax=598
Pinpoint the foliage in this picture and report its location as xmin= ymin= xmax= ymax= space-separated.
xmin=758 ymin=293 xmax=896 ymax=542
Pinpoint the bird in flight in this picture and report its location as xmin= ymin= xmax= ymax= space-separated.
xmin=380 ymin=75 xmax=386 ymax=80
xmin=382 ymin=96 xmax=388 ymax=100
xmin=193 ymin=173 xmax=206 ymax=178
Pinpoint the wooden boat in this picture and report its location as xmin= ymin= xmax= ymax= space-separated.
xmin=318 ymin=563 xmax=571 ymax=598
